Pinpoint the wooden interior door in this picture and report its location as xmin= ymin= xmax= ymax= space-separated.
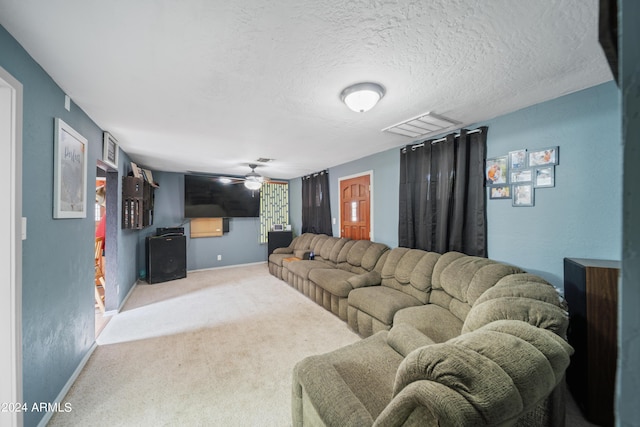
xmin=340 ymin=175 xmax=370 ymax=240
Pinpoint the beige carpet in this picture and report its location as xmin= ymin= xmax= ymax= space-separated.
xmin=48 ymin=263 xmax=360 ymax=426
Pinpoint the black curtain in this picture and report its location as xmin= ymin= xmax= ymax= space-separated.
xmin=302 ymin=170 xmax=332 ymax=236
xmin=398 ymin=127 xmax=487 ymax=256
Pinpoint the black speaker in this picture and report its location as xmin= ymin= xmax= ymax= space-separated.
xmin=146 ymin=235 xmax=187 ymax=284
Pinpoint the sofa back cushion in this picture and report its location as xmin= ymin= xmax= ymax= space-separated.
xmin=337 ymin=240 xmax=389 ymax=274
xmin=321 ymin=237 xmax=350 ymax=264
xmin=462 ymin=273 xmax=569 ymax=338
xmin=430 ymin=252 xmax=524 ymax=323
xmin=292 ymin=233 xmax=317 ymax=258
xmin=380 ymin=248 xmax=441 ymax=304
xmin=309 ymin=234 xmax=329 ymax=254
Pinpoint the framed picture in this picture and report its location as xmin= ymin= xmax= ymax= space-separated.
xmin=512 ymin=183 xmax=534 ymax=207
xmin=511 ymin=169 xmax=533 ymax=183
xmin=528 ymin=146 xmax=559 ymax=166
xmin=54 ymin=118 xmax=88 ymax=218
xmin=485 ymin=156 xmax=508 ymax=186
xmin=534 ymin=166 xmax=555 ymax=188
xmin=489 ymin=185 xmax=511 ymax=200
xmin=103 ymin=132 xmax=119 ymax=168
xmin=508 ymin=149 xmax=527 ymax=170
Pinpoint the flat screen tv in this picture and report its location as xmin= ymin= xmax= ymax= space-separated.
xmin=184 ymin=174 xmax=260 ymax=218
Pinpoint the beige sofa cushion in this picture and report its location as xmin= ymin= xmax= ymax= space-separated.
xmin=393 ymin=304 xmax=463 ymax=343
xmin=462 ymin=274 xmax=569 ymax=337
xmin=308 ymin=268 xmax=360 ymax=298
xmin=337 ymin=240 xmax=389 ymax=274
xmin=430 ymin=253 xmax=524 ymax=322
xmin=380 ymin=248 xmax=440 ymax=304
xmin=286 ymin=259 xmax=333 ymax=280
xmin=386 ymin=323 xmax=436 ymax=357
xmin=293 ymin=331 xmax=403 ymax=426
xmin=382 ymin=320 xmax=573 ymax=426
xmin=348 ymin=287 xmax=423 ymax=325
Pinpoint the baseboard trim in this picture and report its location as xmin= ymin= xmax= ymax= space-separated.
xmin=188 ymin=261 xmax=267 ymax=273
xmin=104 ymin=279 xmax=138 ymax=317
xmin=36 ymin=341 xmax=98 ymax=427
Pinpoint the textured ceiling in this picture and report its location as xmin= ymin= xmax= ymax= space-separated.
xmin=0 ymin=0 xmax=613 ymax=179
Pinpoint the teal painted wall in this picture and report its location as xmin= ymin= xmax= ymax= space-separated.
xmin=291 ymin=81 xmax=622 ymax=290
xmin=483 ymin=81 xmax=621 ymax=287
xmin=289 ymin=177 xmax=303 ymax=237
xmin=1 ymin=25 xmax=105 ymax=427
xmin=619 ymin=0 xmax=640 ymax=424
xmin=139 ymin=171 xmax=270 ymax=273
xmin=328 ymin=150 xmax=400 ymax=246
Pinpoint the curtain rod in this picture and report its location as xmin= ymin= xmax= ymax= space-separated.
xmin=404 ymin=128 xmax=483 ymax=151
xmin=302 ymin=169 xmax=328 ymax=179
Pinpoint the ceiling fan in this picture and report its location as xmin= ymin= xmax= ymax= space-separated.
xmin=219 ymin=164 xmax=270 ymax=190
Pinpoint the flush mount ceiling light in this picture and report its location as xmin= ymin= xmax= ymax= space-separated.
xmin=340 ymin=82 xmax=385 ymax=113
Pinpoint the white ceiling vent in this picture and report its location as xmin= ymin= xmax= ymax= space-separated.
xmin=382 ymin=112 xmax=461 ymax=138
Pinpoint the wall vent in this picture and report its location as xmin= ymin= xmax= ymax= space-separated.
xmin=382 ymin=112 xmax=461 ymax=138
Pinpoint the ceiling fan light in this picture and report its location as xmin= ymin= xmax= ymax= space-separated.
xmin=341 ymin=82 xmax=385 ymax=113
xmin=244 ymin=180 xmax=262 ymax=190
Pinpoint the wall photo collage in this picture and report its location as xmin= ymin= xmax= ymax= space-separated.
xmin=486 ymin=146 xmax=559 ymax=207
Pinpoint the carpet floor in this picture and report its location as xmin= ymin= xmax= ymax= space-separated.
xmin=48 ymin=263 xmax=360 ymax=426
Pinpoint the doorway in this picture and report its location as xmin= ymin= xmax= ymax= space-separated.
xmin=1 ymin=66 xmax=23 ymax=426
xmin=95 ymin=162 xmax=118 ymax=334
xmin=94 ymin=172 xmax=107 ymax=334
xmin=339 ymin=172 xmax=372 ymax=240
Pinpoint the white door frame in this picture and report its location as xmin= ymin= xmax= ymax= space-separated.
xmin=0 ymin=66 xmax=23 ymax=427
xmin=337 ymin=170 xmax=374 ymax=241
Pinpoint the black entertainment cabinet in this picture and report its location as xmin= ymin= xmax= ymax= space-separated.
xmin=268 ymin=231 xmax=293 ymax=256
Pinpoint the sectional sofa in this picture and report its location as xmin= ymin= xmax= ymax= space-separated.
xmin=269 ymin=233 xmax=389 ymax=321
xmin=268 ymin=233 xmax=572 ymax=426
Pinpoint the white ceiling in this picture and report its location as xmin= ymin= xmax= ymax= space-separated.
xmin=0 ymin=0 xmax=613 ymax=179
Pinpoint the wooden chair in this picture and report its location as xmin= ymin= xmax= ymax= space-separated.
xmin=94 ymin=237 xmax=105 ymax=314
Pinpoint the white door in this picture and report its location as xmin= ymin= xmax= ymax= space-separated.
xmin=0 ymin=66 xmax=23 ymax=427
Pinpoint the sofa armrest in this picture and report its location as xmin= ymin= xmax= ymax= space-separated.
xmin=293 ymin=356 xmax=375 ymax=427
xmin=386 ymin=324 xmax=435 ymax=358
xmin=347 ymin=270 xmax=382 ymax=289
xmin=385 ymin=320 xmax=573 ymax=426
xmin=272 ymin=247 xmax=293 ymax=254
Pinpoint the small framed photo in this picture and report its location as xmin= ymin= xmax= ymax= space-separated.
xmin=511 ymin=169 xmax=533 ymax=183
xmin=485 ymin=156 xmax=508 ymax=186
xmin=528 ymin=146 xmax=559 ymax=166
xmin=534 ymin=166 xmax=555 ymax=188
xmin=512 ymin=183 xmax=534 ymax=207
xmin=54 ymin=118 xmax=88 ymax=218
xmin=489 ymin=185 xmax=511 ymax=200
xmin=103 ymin=132 xmax=119 ymax=169
xmin=508 ymin=149 xmax=527 ymax=170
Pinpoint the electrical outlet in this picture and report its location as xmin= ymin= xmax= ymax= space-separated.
xmin=217 ymin=254 xmax=222 ymax=261
xmin=117 ymin=285 xmax=120 ymax=295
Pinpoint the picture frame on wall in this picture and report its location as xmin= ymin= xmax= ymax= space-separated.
xmin=534 ymin=166 xmax=555 ymax=188
xmin=103 ymin=131 xmax=119 ymax=169
xmin=489 ymin=185 xmax=511 ymax=200
xmin=485 ymin=156 xmax=508 ymax=186
xmin=54 ymin=118 xmax=88 ymax=218
xmin=528 ymin=146 xmax=559 ymax=166
xmin=511 ymin=169 xmax=533 ymax=183
xmin=508 ymin=149 xmax=527 ymax=170
xmin=512 ymin=183 xmax=534 ymax=207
